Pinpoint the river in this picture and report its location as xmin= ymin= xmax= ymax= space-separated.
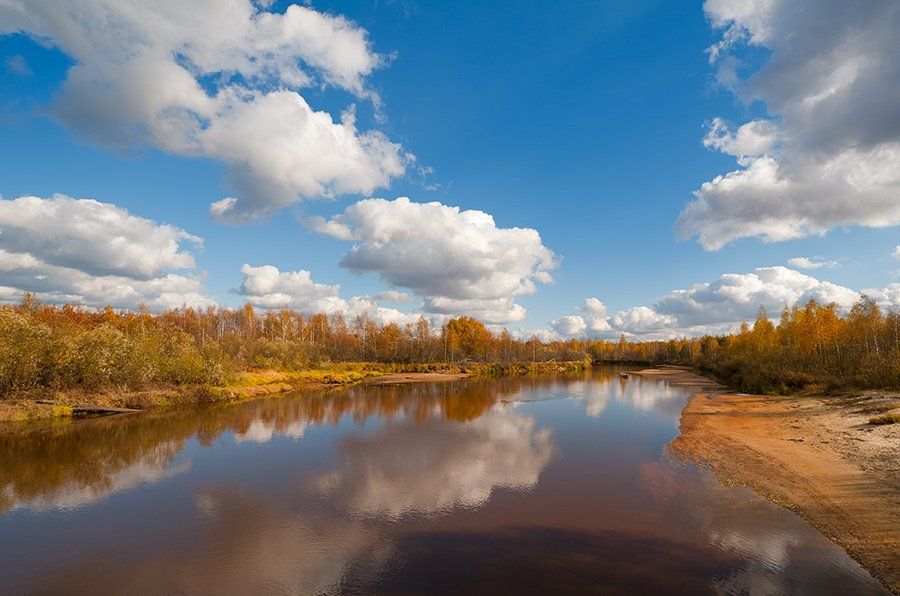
xmin=0 ymin=368 xmax=888 ymax=594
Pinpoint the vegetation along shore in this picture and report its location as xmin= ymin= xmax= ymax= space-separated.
xmin=0 ymin=295 xmax=598 ymax=422
xmin=2 ymin=293 xmax=900 ymax=423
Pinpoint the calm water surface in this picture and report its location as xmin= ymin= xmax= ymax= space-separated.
xmin=0 ymin=368 xmax=888 ymax=594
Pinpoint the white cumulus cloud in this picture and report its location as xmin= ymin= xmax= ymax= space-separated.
xmin=0 ymin=1 xmax=409 ymax=222
xmin=550 ymin=298 xmax=611 ymax=337
xmin=373 ymin=290 xmax=411 ymax=304
xmin=509 ymin=328 xmax=561 ymax=343
xmin=551 ymin=266 xmax=871 ymax=340
xmin=679 ymin=0 xmax=900 ymax=250
xmin=862 ymin=283 xmax=900 ymax=311
xmin=787 ymin=257 xmax=840 ymax=270
xmin=611 ymin=307 xmax=677 ymax=335
xmin=0 ymin=195 xmax=214 ymax=310
xmin=233 ymin=263 xmax=420 ymax=327
xmin=703 ymin=117 xmax=779 ymax=160
xmin=309 ymin=197 xmax=558 ymax=324
xmin=550 ymin=315 xmax=586 ymax=337
xmin=0 ymin=195 xmax=200 ymax=278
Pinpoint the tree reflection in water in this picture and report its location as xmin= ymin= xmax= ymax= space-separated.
xmin=0 ymin=375 xmax=551 ymax=513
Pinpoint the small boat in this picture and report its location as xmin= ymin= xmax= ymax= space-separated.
xmin=619 ymin=372 xmax=629 ymax=379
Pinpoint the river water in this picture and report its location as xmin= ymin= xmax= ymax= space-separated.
xmin=0 ymin=368 xmax=888 ymax=594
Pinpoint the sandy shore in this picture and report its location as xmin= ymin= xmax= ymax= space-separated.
xmin=667 ymin=383 xmax=900 ymax=593
xmin=363 ymin=372 xmax=470 ymax=385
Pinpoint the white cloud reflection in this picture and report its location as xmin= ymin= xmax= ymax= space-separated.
xmin=316 ymin=406 xmax=555 ymax=519
xmin=232 ymin=418 xmax=307 ymax=444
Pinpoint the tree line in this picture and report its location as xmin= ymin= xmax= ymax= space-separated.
xmin=593 ymin=298 xmax=900 ymax=392
xmin=0 ymin=295 xmax=587 ymax=396
xmin=0 ymin=293 xmax=897 ymax=397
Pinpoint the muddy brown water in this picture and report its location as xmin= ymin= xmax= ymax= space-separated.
xmin=0 ymin=368 xmax=889 ymax=594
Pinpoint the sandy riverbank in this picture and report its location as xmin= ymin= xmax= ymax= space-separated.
xmin=363 ymin=372 xmax=470 ymax=385
xmin=652 ymin=368 xmax=900 ymax=593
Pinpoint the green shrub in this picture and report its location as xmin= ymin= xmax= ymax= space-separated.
xmin=0 ymin=309 xmax=53 ymax=393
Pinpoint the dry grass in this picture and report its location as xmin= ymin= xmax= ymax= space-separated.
xmin=0 ymin=360 xmax=590 ymax=425
xmin=0 ymin=401 xmax=73 ymax=423
xmin=868 ymin=412 xmax=900 ymax=425
xmin=0 ymin=365 xmax=390 ymax=424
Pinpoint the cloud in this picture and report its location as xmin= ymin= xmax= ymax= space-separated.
xmin=4 ymin=53 xmax=31 ymax=75
xmin=0 ymin=1 xmax=409 ymax=222
xmin=679 ymin=0 xmax=900 ymax=249
xmin=0 ymin=194 xmax=214 ymax=310
xmin=652 ymin=267 xmax=860 ymax=328
xmin=580 ymin=298 xmax=612 ymax=333
xmin=550 ymin=315 xmax=586 ymax=337
xmin=203 ymin=97 xmax=407 ymax=223
xmin=611 ymin=307 xmax=677 ymax=335
xmin=509 ymin=328 xmax=560 ymax=343
xmin=0 ymin=195 xmax=200 ymax=278
xmin=234 ymin=264 xmax=341 ymax=310
xmin=550 ymin=298 xmax=611 ymax=337
xmin=552 ymin=266 xmax=866 ymax=340
xmin=306 ymin=214 xmax=354 ymax=240
xmin=309 ymin=197 xmax=557 ymax=324
xmin=861 ymin=283 xmax=900 ymax=311
xmin=787 ymin=257 xmax=840 ymax=270
xmin=422 ymin=296 xmax=527 ymax=325
xmin=233 ymin=263 xmax=420 ymax=327
xmin=373 ymin=290 xmax=411 ymax=303
xmin=703 ymin=117 xmax=779 ymax=159
xmin=892 ymin=246 xmax=900 ymax=260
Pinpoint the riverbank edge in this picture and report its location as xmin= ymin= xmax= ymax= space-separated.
xmin=0 ymin=359 xmax=592 ymax=425
xmin=634 ymin=366 xmax=899 ymax=594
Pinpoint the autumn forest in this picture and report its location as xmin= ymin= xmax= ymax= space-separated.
xmin=2 ymin=293 xmax=898 ymax=399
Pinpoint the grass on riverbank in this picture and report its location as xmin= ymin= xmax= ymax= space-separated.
xmin=868 ymin=412 xmax=900 ymax=425
xmin=0 ymin=359 xmax=592 ymax=424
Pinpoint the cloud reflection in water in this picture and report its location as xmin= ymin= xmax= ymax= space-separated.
xmin=316 ymin=405 xmax=555 ymax=519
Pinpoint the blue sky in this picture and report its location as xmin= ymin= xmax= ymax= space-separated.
xmin=0 ymin=0 xmax=898 ymax=339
